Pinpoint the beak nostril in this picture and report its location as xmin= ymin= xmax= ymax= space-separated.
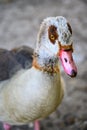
xmin=64 ymin=58 xmax=67 ymax=63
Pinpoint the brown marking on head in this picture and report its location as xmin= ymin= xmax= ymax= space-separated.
xmin=67 ymin=22 xmax=72 ymax=34
xmin=48 ymin=25 xmax=58 ymax=44
xmin=58 ymin=42 xmax=73 ymax=52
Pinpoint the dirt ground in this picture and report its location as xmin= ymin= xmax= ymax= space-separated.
xmin=0 ymin=0 xmax=87 ymax=130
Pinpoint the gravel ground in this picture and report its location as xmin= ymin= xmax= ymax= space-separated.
xmin=0 ymin=0 xmax=87 ymax=130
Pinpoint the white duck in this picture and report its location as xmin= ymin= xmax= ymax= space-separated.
xmin=0 ymin=16 xmax=77 ymax=130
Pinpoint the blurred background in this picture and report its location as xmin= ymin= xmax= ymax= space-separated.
xmin=0 ymin=0 xmax=87 ymax=130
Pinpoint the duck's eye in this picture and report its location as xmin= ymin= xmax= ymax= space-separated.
xmin=48 ymin=25 xmax=58 ymax=44
xmin=50 ymin=34 xmax=55 ymax=40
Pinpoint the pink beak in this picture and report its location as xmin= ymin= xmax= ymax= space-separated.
xmin=59 ymin=49 xmax=77 ymax=77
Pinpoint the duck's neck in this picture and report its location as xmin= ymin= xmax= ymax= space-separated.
xmin=32 ymin=52 xmax=59 ymax=74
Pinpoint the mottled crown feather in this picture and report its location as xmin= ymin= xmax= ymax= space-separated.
xmin=37 ymin=16 xmax=72 ymax=45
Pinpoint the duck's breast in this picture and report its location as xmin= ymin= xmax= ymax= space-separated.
xmin=0 ymin=68 xmax=64 ymax=124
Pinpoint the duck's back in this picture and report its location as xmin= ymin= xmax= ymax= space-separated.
xmin=0 ymin=46 xmax=33 ymax=81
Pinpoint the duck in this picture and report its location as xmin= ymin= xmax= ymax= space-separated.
xmin=0 ymin=16 xmax=77 ymax=130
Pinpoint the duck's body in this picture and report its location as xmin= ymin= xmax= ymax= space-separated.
xmin=0 ymin=66 xmax=64 ymax=125
xmin=0 ymin=16 xmax=77 ymax=130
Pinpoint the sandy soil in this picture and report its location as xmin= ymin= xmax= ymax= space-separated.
xmin=0 ymin=0 xmax=87 ymax=130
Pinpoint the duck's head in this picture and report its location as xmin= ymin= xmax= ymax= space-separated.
xmin=35 ymin=16 xmax=77 ymax=77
